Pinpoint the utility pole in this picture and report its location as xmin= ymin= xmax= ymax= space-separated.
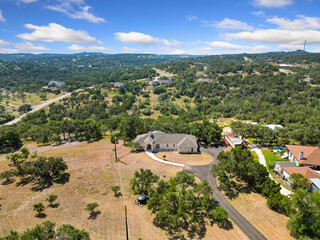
xmin=125 ymin=205 xmax=129 ymax=240
xmin=114 ymin=136 xmax=118 ymax=160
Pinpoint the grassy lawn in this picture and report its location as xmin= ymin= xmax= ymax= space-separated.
xmin=251 ymin=151 xmax=259 ymax=162
xmin=262 ymin=149 xmax=288 ymax=172
xmin=0 ymin=139 xmax=248 ymax=240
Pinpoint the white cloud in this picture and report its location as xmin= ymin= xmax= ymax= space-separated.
xmin=267 ymin=15 xmax=320 ymax=30
xmin=15 ymin=41 xmax=49 ymax=51
xmin=215 ymin=18 xmax=254 ymax=31
xmin=68 ymin=44 xmax=111 ymax=52
xmin=115 ymin=32 xmax=158 ymax=45
xmin=252 ymin=10 xmax=265 ymax=16
xmin=169 ymin=49 xmax=187 ymax=55
xmin=205 ymin=41 xmax=270 ymax=52
xmin=0 ymin=48 xmax=20 ymax=54
xmin=115 ymin=32 xmax=181 ymax=47
xmin=207 ymin=41 xmax=244 ymax=50
xmin=161 ymin=39 xmax=182 ymax=47
xmin=250 ymin=45 xmax=270 ymax=52
xmin=0 ymin=39 xmax=10 ymax=46
xmin=279 ymin=44 xmax=304 ymax=50
xmin=226 ymin=29 xmax=320 ymax=44
xmin=46 ymin=0 xmax=105 ymax=23
xmin=252 ymin=0 xmax=293 ymax=8
xmin=186 ymin=15 xmax=197 ymax=21
xmin=19 ymin=0 xmax=37 ymax=3
xmin=122 ymin=46 xmax=150 ymax=53
xmin=17 ymin=23 xmax=102 ymax=44
xmin=0 ymin=10 xmax=6 ymax=23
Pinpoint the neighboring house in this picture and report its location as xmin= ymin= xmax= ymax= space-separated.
xmin=286 ymin=145 xmax=320 ymax=168
xmin=48 ymin=81 xmax=65 ymax=87
xmin=152 ymin=79 xmax=172 ymax=85
xmin=263 ymin=124 xmax=283 ymax=131
xmin=134 ymin=131 xmax=199 ymax=153
xmin=112 ymin=82 xmax=125 ymax=88
xmin=303 ymin=77 xmax=313 ymax=84
xmin=282 ymin=167 xmax=320 ymax=189
xmin=197 ymin=78 xmax=213 ymax=83
xmin=224 ymin=132 xmax=242 ymax=149
xmin=310 ymin=178 xmax=320 ymax=193
xmin=274 ymin=162 xmax=296 ymax=175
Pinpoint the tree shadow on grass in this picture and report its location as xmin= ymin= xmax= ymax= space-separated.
xmin=49 ymin=203 xmax=60 ymax=208
xmin=1 ymin=179 xmax=15 ymax=185
xmin=16 ymin=176 xmax=34 ymax=187
xmin=223 ymin=181 xmax=252 ymax=200
xmin=154 ymin=219 xmax=207 ymax=240
xmin=36 ymin=213 xmax=47 ymax=219
xmin=88 ymin=210 xmax=101 ymax=220
xmin=55 ymin=173 xmax=70 ymax=185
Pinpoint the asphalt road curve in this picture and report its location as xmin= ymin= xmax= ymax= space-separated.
xmin=183 ymin=147 xmax=267 ymax=240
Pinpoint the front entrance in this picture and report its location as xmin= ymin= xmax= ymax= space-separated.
xmin=146 ymin=144 xmax=152 ymax=150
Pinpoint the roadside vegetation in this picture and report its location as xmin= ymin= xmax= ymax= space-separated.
xmin=212 ymin=147 xmax=320 ymax=239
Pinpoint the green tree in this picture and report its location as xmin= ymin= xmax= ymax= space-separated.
xmin=212 ymin=207 xmax=229 ymax=227
xmin=111 ymin=185 xmax=122 ymax=198
xmin=46 ymin=195 xmax=58 ymax=207
xmin=0 ymin=221 xmax=90 ymax=239
xmin=85 ymin=203 xmax=99 ymax=219
xmin=130 ymin=168 xmax=159 ymax=195
xmin=289 ymin=173 xmax=310 ymax=190
xmin=18 ymin=104 xmax=32 ymax=113
xmin=0 ymin=171 xmax=14 ymax=184
xmin=33 ymin=203 xmax=45 ymax=217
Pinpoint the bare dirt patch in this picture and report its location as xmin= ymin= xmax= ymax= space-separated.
xmin=0 ymin=139 xmax=248 ymax=240
xmin=154 ymin=152 xmax=212 ymax=165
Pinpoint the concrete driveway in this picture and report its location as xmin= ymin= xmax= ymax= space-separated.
xmin=184 ymin=147 xmax=267 ymax=240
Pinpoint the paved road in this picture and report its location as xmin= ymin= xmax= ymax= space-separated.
xmin=184 ymin=147 xmax=267 ymax=240
xmin=3 ymin=92 xmax=72 ymax=126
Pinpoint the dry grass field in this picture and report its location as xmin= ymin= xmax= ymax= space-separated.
xmin=229 ymin=193 xmax=294 ymax=240
xmin=0 ymin=139 xmax=248 ymax=240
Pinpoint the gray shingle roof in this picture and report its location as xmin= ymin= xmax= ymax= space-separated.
xmin=134 ymin=131 xmax=198 ymax=148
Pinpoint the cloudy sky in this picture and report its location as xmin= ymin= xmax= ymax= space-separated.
xmin=0 ymin=0 xmax=320 ymax=54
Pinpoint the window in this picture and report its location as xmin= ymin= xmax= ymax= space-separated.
xmin=156 ymin=144 xmax=160 ymax=149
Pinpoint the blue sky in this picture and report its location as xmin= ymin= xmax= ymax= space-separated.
xmin=0 ymin=0 xmax=320 ymax=54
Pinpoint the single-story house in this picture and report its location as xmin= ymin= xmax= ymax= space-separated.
xmin=274 ymin=162 xmax=296 ymax=175
xmin=286 ymin=145 xmax=320 ymax=168
xmin=263 ymin=124 xmax=283 ymax=131
xmin=197 ymin=78 xmax=213 ymax=83
xmin=112 ymin=82 xmax=125 ymax=88
xmin=152 ymin=79 xmax=172 ymax=85
xmin=224 ymin=132 xmax=243 ymax=149
xmin=303 ymin=77 xmax=313 ymax=84
xmin=282 ymin=167 xmax=320 ymax=187
xmin=134 ymin=131 xmax=199 ymax=153
xmin=48 ymin=81 xmax=65 ymax=87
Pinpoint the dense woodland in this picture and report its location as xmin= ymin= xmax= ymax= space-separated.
xmin=1 ymin=51 xmax=319 ymax=150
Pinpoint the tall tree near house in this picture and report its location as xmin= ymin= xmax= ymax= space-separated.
xmin=130 ymin=168 xmax=159 ymax=195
